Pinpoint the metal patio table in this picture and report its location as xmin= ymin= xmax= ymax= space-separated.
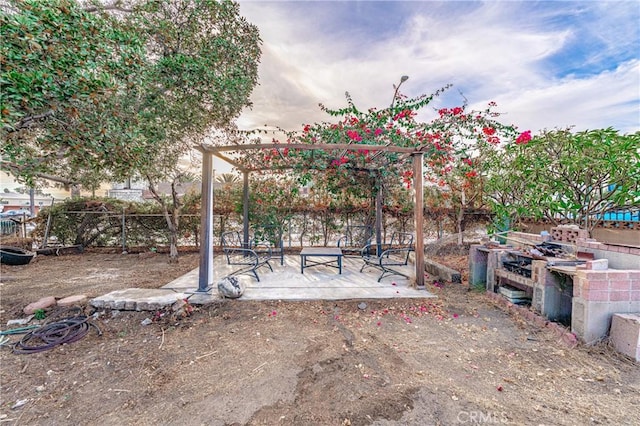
xmin=300 ymin=247 xmax=344 ymax=274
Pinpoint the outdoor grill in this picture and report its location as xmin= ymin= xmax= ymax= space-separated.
xmin=502 ymin=257 xmax=532 ymax=278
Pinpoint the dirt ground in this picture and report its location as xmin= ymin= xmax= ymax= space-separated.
xmin=0 ymin=249 xmax=638 ymax=426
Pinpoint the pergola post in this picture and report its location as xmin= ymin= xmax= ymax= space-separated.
xmin=413 ymin=153 xmax=425 ymax=288
xmin=242 ymin=171 xmax=250 ymax=248
xmin=375 ymin=173 xmax=383 ymax=256
xmin=197 ymin=151 xmax=215 ymax=292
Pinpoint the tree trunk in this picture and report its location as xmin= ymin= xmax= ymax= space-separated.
xmin=164 ymin=208 xmax=180 ymax=263
xmin=457 ymin=190 xmax=465 ymax=245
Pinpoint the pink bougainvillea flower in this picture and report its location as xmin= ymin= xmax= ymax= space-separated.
xmin=482 ymin=127 xmax=496 ymax=136
xmin=374 ymin=128 xmax=383 ymax=136
xmin=346 ymin=130 xmax=362 ymax=142
xmin=377 ymin=321 xmax=382 ymax=326
xmin=269 ymin=310 xmax=277 ymax=317
xmin=452 ymin=313 xmax=459 ymax=319
xmin=516 ymin=130 xmax=532 ymax=145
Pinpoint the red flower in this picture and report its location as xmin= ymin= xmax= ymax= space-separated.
xmin=516 ymin=130 xmax=532 ymax=145
xmin=347 ymin=130 xmax=362 ymax=142
xmin=303 ymin=124 xmax=311 ymax=132
xmin=482 ymin=127 xmax=496 ymax=136
xmin=462 ymin=158 xmax=473 ymax=166
xmin=452 ymin=106 xmax=463 ymax=115
xmin=374 ymin=128 xmax=383 ymax=136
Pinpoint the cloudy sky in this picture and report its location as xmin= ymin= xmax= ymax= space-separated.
xmin=234 ymin=0 xmax=640 ymax=142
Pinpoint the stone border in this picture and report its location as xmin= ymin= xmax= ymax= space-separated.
xmin=486 ymin=291 xmax=579 ymax=348
xmin=424 ymin=259 xmax=461 ymax=283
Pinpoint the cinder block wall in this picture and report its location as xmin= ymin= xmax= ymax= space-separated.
xmin=475 ymin=230 xmax=640 ymax=345
xmin=571 ymin=269 xmax=640 ymax=343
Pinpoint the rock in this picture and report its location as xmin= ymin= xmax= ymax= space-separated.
xmin=141 ymin=318 xmax=152 ymax=326
xmin=23 ymin=296 xmax=56 ymax=315
xmin=358 ymin=302 xmax=367 ymax=310
xmin=172 ymin=298 xmax=188 ymax=312
xmin=6 ymin=316 xmax=33 ymax=326
xmin=11 ymin=399 xmax=29 ymax=409
xmin=171 ymin=298 xmax=193 ymax=318
xmin=57 ymin=295 xmax=87 ymax=307
xmin=217 ymin=276 xmax=245 ymax=299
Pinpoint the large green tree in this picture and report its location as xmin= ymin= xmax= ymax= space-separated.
xmin=485 ymin=128 xmax=640 ymax=233
xmin=2 ymin=0 xmax=262 ymax=260
xmin=1 ymin=0 xmax=260 ymax=189
xmin=1 ymin=0 xmax=147 ymax=187
xmin=129 ymin=0 xmax=261 ymax=260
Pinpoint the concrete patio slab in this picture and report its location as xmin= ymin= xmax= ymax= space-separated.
xmin=164 ymin=256 xmax=435 ymax=303
xmin=89 ymin=256 xmax=436 ymax=311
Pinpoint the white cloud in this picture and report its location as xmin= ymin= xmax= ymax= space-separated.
xmin=237 ymin=1 xmax=640 ymax=136
xmin=487 ymin=59 xmax=640 ymax=133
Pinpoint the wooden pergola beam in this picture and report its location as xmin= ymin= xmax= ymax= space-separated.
xmin=199 ymin=142 xmax=421 ymax=155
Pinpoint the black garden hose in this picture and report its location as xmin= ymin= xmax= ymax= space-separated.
xmin=13 ymin=315 xmax=101 ymax=354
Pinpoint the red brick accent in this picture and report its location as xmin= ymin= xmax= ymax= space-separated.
xmin=584 ymin=290 xmax=609 ymax=301
xmin=607 ymin=271 xmax=630 ymax=280
xmin=610 ymin=280 xmax=631 ymax=291
xmin=582 ymin=279 xmax=609 ymax=291
xmin=579 ymin=271 xmax=605 ymax=279
xmin=610 ymin=291 xmax=631 ymax=302
xmin=631 ymin=291 xmax=640 ymax=301
xmin=632 ymin=280 xmax=640 ymax=291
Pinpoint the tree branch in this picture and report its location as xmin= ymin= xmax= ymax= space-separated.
xmin=4 ymin=110 xmax=55 ymax=133
xmin=84 ymin=1 xmax=133 ymax=14
xmin=0 ymin=161 xmax=77 ymax=185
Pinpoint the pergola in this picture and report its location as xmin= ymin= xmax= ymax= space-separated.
xmin=195 ymin=140 xmax=429 ymax=293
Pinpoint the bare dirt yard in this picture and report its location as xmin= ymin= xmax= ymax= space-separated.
xmin=1 ymin=249 xmax=638 ymax=425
